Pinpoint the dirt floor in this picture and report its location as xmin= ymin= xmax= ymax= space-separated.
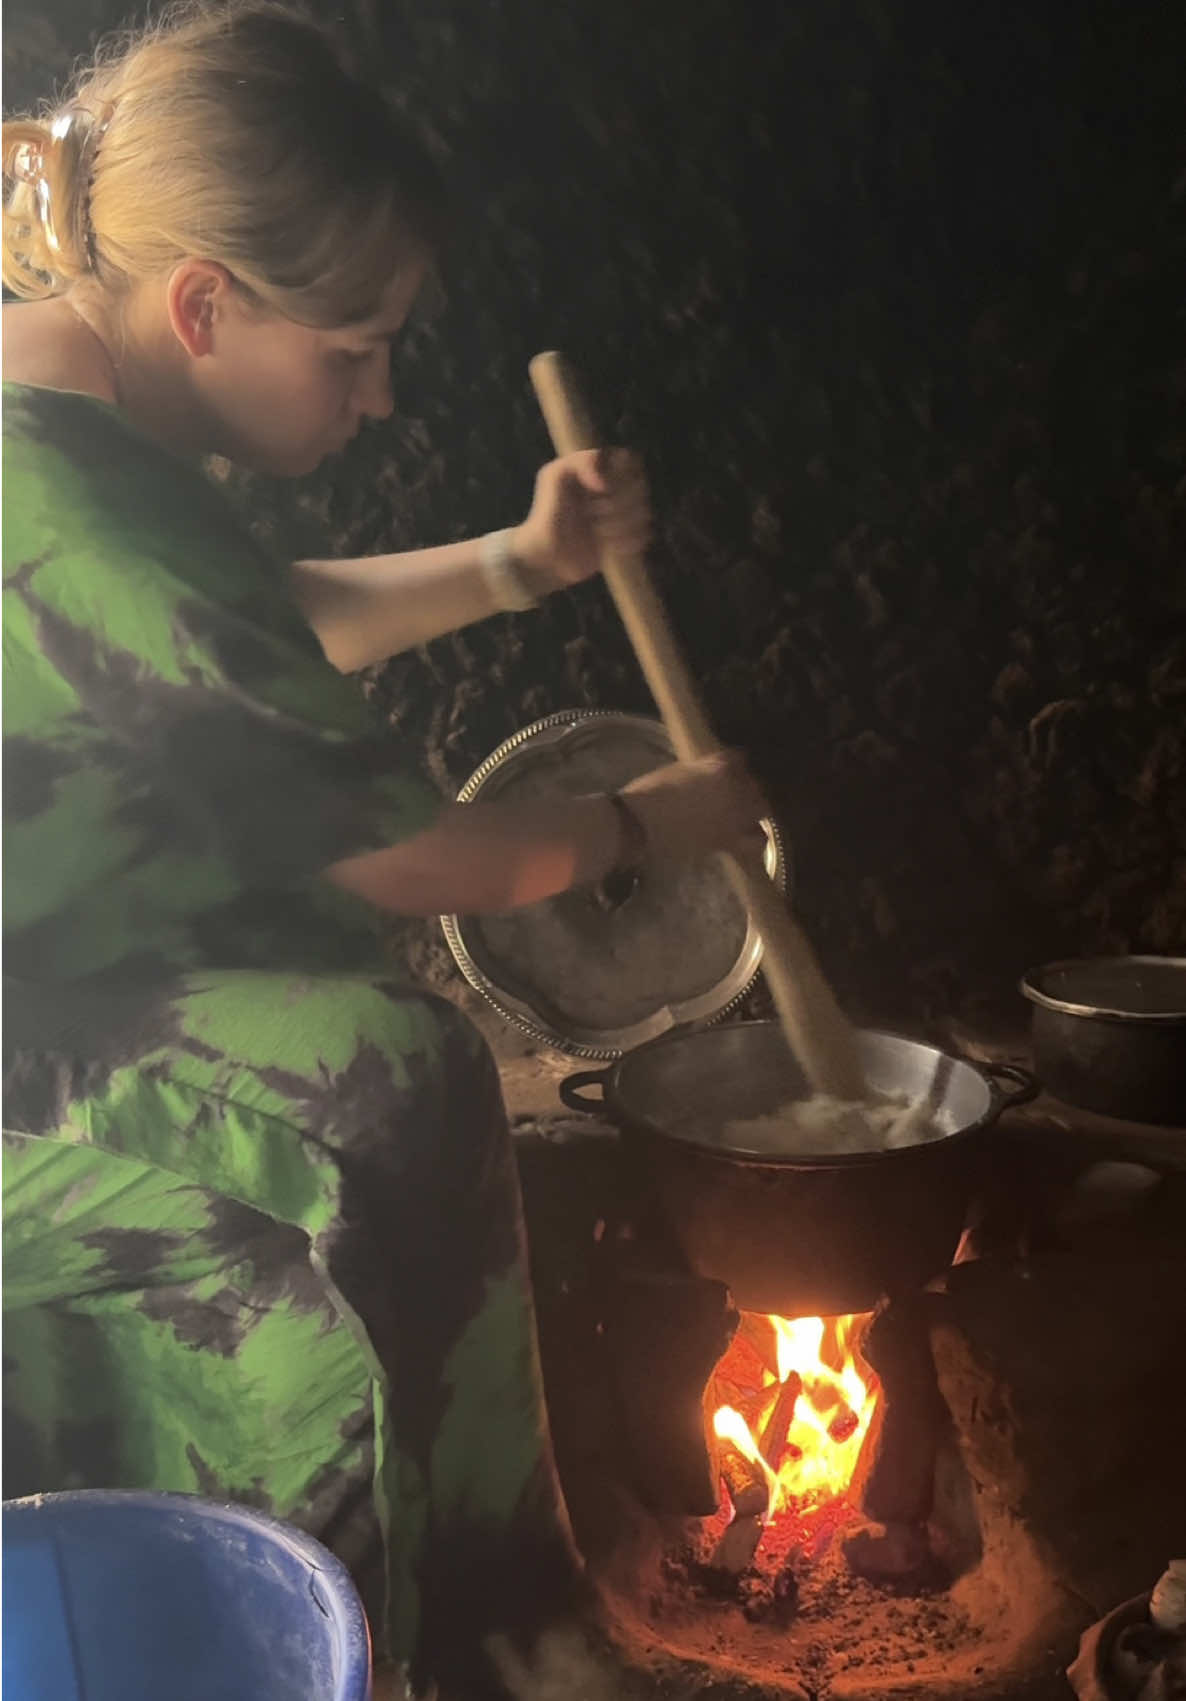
xmin=573 ymin=1477 xmax=1083 ymax=1701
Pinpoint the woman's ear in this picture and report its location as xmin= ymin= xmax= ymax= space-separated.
xmin=165 ymin=259 xmax=236 ymax=358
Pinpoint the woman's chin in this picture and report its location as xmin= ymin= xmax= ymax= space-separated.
xmin=293 ymin=437 xmax=353 ymax=475
xmin=252 ymin=443 xmax=328 ymax=478
xmin=231 ymin=430 xmax=345 ymax=478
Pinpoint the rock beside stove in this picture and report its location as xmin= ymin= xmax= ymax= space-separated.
xmin=842 ymin=1519 xmax=930 ymax=1581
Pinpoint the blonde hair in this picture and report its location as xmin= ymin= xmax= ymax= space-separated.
xmin=2 ymin=1 xmax=444 ymax=325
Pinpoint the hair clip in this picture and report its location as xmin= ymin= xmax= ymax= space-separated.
xmin=9 ymin=141 xmax=61 ymax=254
xmin=21 ymin=104 xmax=117 ymax=267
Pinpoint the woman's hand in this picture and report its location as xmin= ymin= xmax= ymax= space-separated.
xmin=619 ymin=751 xmax=771 ymax=864
xmin=511 ymin=448 xmax=651 ymax=594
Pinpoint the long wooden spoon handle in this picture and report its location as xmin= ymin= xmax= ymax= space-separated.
xmin=529 ymin=351 xmax=864 ymax=1098
xmin=530 ymin=353 xmax=717 ymax=760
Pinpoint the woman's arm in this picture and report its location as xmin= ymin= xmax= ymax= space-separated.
xmin=324 ymin=751 xmax=766 ymax=917
xmin=291 ymin=448 xmax=652 ymax=671
xmin=326 ymin=792 xmax=622 ymax=914
xmin=291 ymin=536 xmax=515 ymax=672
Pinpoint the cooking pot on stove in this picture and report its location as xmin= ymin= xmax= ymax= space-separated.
xmin=559 ymin=1021 xmax=1035 ymax=1316
xmin=442 ymin=710 xmax=1035 ymax=1316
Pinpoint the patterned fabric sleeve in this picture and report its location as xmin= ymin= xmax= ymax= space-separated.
xmin=3 ymin=385 xmax=440 ymax=980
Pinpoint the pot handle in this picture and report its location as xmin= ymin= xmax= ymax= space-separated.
xmin=982 ymin=1061 xmax=1039 ymax=1116
xmin=559 ymin=1068 xmax=612 ymax=1115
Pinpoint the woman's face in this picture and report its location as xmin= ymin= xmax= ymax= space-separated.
xmin=187 ymin=262 xmax=427 ymax=476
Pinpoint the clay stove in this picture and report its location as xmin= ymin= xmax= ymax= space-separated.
xmin=443 ymin=713 xmax=1186 ymax=1697
xmin=515 ymin=1105 xmax=1186 ymax=1701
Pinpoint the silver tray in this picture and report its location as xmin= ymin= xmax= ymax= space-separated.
xmin=440 ymin=710 xmax=787 ymax=1059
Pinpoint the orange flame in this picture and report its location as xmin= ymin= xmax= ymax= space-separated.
xmin=711 ymin=1311 xmax=877 ymax=1517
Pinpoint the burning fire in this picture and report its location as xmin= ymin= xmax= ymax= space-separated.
xmin=710 ymin=1312 xmax=878 ymax=1518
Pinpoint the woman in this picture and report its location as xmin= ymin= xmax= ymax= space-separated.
xmin=2 ymin=4 xmax=765 ymax=1694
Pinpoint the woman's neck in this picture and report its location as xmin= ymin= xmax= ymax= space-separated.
xmin=2 ymin=293 xmax=213 ymax=461
xmin=2 ymin=297 xmax=119 ymax=404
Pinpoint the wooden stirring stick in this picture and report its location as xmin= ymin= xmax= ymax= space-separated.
xmin=529 ymin=351 xmax=865 ymax=1100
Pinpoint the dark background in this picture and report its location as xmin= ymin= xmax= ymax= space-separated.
xmin=7 ymin=0 xmax=1185 ymax=1035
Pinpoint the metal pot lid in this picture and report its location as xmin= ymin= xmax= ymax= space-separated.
xmin=440 ymin=710 xmax=787 ymax=1059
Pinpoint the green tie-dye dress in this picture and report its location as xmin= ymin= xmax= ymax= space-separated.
xmin=2 ymin=383 xmax=582 ymax=1691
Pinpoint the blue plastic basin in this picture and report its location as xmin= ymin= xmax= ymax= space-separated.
xmin=2 ymin=1490 xmax=372 ymax=1701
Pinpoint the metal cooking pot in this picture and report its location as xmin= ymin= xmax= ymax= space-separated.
xmin=1022 ymin=957 xmax=1186 ymax=1125
xmin=561 ymin=1022 xmax=1035 ymax=1316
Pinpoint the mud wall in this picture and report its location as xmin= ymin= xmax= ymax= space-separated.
xmin=8 ymin=0 xmax=1185 ymax=1031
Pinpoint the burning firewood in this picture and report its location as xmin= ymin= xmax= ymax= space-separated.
xmin=709 ymin=1425 xmax=771 ymax=1575
xmin=710 ymin=1512 xmax=766 ymax=1577
xmin=758 ymin=1369 xmax=803 ymax=1472
xmin=709 ymin=1494 xmax=767 ymax=1576
xmin=828 ymin=1403 xmax=858 ymax=1444
xmin=718 ymin=1443 xmax=767 ymax=1511
xmin=708 ymin=1369 xmax=805 ymax=1576
xmin=707 ymin=1381 xmax=801 ymax=1579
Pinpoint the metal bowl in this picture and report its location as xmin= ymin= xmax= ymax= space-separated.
xmin=1021 ymin=956 xmax=1186 ymax=1125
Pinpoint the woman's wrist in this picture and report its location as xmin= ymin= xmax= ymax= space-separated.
xmin=479 ymin=529 xmax=540 ymax=612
